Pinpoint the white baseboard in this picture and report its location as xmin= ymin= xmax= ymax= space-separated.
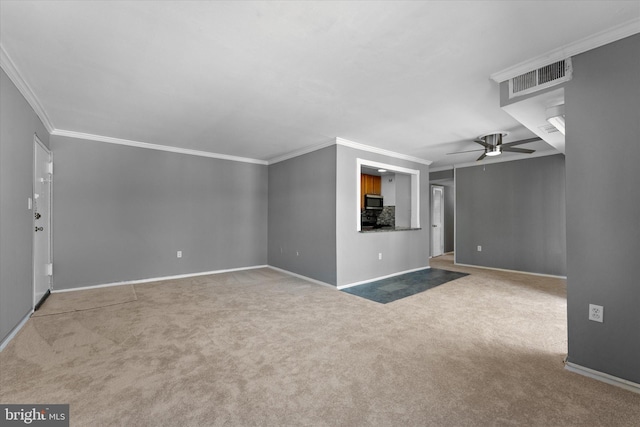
xmin=565 ymin=361 xmax=640 ymax=394
xmin=0 ymin=310 xmax=32 ymax=352
xmin=337 ymin=265 xmax=431 ymax=290
xmin=267 ymin=266 xmax=336 ymax=288
xmin=52 ymin=265 xmax=269 ymax=293
xmin=454 ymin=262 xmax=567 ymax=279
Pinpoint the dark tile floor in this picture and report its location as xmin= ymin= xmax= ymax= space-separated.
xmin=341 ymin=268 xmax=468 ymax=304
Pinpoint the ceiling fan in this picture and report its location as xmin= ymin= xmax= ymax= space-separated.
xmin=447 ymin=132 xmax=541 ymax=161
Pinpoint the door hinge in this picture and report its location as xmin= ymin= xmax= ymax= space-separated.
xmin=47 ymin=162 xmax=53 ymax=175
xmin=46 ymin=263 xmax=53 ymax=276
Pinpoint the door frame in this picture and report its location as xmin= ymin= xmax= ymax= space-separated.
xmin=33 ymin=135 xmax=52 ymax=309
xmin=430 ymin=185 xmax=445 ymax=257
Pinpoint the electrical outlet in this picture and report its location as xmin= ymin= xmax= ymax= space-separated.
xmin=177 ymin=251 xmax=182 ymax=258
xmin=589 ymin=304 xmax=603 ymax=323
xmin=378 ymin=252 xmax=383 ymax=260
xmin=477 ymin=245 xmax=482 ymax=252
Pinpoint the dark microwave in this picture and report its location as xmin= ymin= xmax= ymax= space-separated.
xmin=364 ymin=194 xmax=383 ymax=210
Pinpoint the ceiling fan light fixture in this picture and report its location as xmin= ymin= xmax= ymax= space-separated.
xmin=449 ymin=131 xmax=537 ymax=161
xmin=479 ymin=132 xmax=507 ymax=158
xmin=481 ymin=133 xmax=505 ymax=146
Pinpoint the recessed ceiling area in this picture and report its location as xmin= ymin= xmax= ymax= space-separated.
xmin=502 ymin=88 xmax=567 ymax=154
xmin=1 ymin=1 xmax=638 ymax=168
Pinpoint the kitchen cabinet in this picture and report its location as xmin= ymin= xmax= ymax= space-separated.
xmin=361 ymin=174 xmax=381 ymax=209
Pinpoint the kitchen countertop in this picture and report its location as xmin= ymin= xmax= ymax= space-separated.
xmin=359 ymin=226 xmax=422 ymax=233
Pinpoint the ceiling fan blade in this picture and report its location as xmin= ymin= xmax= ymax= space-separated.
xmin=476 ymin=152 xmax=487 ymax=161
xmin=501 ymin=137 xmax=542 ymax=147
xmin=502 ymin=147 xmax=535 ymax=154
xmin=473 ymin=138 xmax=489 ymax=148
xmin=446 ymin=149 xmax=485 ymax=155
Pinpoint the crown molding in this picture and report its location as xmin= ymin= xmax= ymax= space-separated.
xmin=0 ymin=43 xmax=55 ymax=132
xmin=267 ymin=137 xmax=433 ymax=166
xmin=491 ymin=17 xmax=640 ymax=83
xmin=2 ymin=42 xmax=267 ymax=165
xmin=336 ymin=137 xmax=432 ymax=166
xmin=51 ymin=129 xmax=268 ymax=165
xmin=267 ymin=139 xmax=337 ymax=164
xmin=2 ymin=37 xmax=427 ymax=167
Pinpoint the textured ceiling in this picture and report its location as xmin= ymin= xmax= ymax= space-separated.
xmin=1 ymin=1 xmax=638 ymax=168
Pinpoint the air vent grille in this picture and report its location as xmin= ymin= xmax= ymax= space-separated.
xmin=538 ymin=123 xmax=560 ymax=134
xmin=512 ymin=71 xmax=537 ymax=93
xmin=538 ymin=60 xmax=566 ymax=84
xmin=509 ymin=58 xmax=572 ymax=98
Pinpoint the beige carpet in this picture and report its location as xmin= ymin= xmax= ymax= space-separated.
xmin=1 ymin=258 xmax=639 ymax=426
xmin=32 ymin=285 xmax=137 ymax=317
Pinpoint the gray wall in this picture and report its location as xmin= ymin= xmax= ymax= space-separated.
xmin=443 ymin=183 xmax=454 ymax=253
xmin=0 ymin=69 xmax=50 ymax=343
xmin=456 ymin=154 xmax=566 ymax=276
xmin=336 ymin=145 xmax=430 ymax=287
xmin=268 ymin=146 xmax=337 ymax=285
xmin=381 ymin=173 xmax=396 ymax=205
xmin=565 ymin=34 xmax=640 ymax=383
xmin=51 ymin=135 xmax=268 ymax=289
xmin=429 ymin=169 xmax=454 ymax=181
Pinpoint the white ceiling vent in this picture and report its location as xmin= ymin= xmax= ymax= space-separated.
xmin=509 ymin=58 xmax=572 ymax=98
xmin=538 ymin=123 xmax=560 ymax=134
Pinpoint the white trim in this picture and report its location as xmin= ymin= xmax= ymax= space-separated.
xmin=267 ymin=266 xmax=336 ymax=288
xmin=337 ymin=137 xmax=432 ymax=165
xmin=1 ymin=43 xmax=267 ymax=165
xmin=565 ymin=362 xmax=640 ymax=395
xmin=490 ymin=18 xmax=640 ymax=83
xmin=454 ymin=262 xmax=566 ymax=279
xmin=337 ymin=266 xmax=431 ymax=290
xmin=33 ymin=135 xmax=53 ymax=304
xmin=268 ymin=137 xmax=433 ymax=166
xmin=453 ymin=168 xmax=457 ymax=262
xmin=51 ymin=265 xmax=268 ymax=293
xmin=0 ymin=44 xmax=55 ymax=132
xmin=357 ymin=158 xmax=421 ymax=231
xmin=267 ymin=139 xmax=337 ymax=164
xmin=2 ymin=42 xmax=433 ymax=167
xmin=0 ymin=311 xmax=33 ymax=352
xmin=51 ymin=129 xmax=268 ymax=165
xmin=358 ymin=158 xmax=421 ymax=176
xmin=430 ymin=185 xmax=445 ymax=257
xmin=410 ymin=173 xmax=419 ymax=229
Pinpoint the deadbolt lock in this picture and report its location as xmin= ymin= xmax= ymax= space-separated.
xmin=35 ymin=212 xmax=41 ymax=219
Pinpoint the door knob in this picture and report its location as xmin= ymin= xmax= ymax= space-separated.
xmin=35 ymin=227 xmax=43 ymax=232
xmin=432 ymin=224 xmax=437 ymax=227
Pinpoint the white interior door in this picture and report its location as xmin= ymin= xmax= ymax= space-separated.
xmin=34 ymin=137 xmax=52 ymax=309
xmin=431 ymin=185 xmax=444 ymax=257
